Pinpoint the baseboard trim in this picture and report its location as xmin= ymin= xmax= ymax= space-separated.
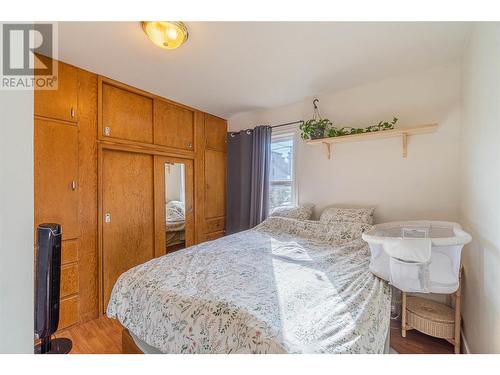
xmin=461 ymin=328 xmax=470 ymax=354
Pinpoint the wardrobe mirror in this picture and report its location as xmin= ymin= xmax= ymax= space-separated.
xmin=165 ymin=162 xmax=187 ymax=253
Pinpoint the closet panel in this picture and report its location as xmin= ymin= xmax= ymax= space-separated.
xmin=202 ymin=114 xmax=227 ymax=240
xmin=34 ymin=118 xmax=79 ymax=240
xmin=101 ymin=149 xmax=155 ymax=310
xmin=154 ymin=100 xmax=194 ymax=151
xmin=76 ymin=68 xmax=99 ymax=322
xmin=205 ymin=114 xmax=227 ymax=152
xmin=34 ymin=56 xmax=78 ymax=122
xmin=194 ymin=111 xmax=206 ymax=244
xmin=101 ymin=83 xmax=153 ymax=143
xmin=204 ymin=149 xmax=226 ymax=220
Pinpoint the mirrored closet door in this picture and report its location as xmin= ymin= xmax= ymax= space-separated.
xmin=154 ymin=156 xmax=194 ymax=256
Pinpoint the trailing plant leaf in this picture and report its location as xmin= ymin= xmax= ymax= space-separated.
xmin=300 ymin=116 xmax=398 ymax=140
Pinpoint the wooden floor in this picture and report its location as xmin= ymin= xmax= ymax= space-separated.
xmin=57 ymin=316 xmax=122 ymax=354
xmin=390 ymin=319 xmax=454 ymax=354
xmin=58 ymin=316 xmax=455 ymax=354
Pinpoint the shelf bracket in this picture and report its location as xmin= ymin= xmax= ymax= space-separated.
xmin=322 ymin=142 xmax=331 ymax=159
xmin=402 ymin=132 xmax=408 ymax=158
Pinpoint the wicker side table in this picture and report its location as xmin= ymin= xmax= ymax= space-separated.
xmin=401 ymin=267 xmax=463 ymax=354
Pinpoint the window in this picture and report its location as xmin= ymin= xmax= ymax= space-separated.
xmin=269 ymin=133 xmax=295 ymax=210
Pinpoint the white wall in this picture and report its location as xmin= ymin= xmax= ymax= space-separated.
xmin=460 ymin=23 xmax=500 ymax=354
xmin=229 ymin=64 xmax=462 ymax=223
xmin=0 ymin=89 xmax=34 ymax=352
xmin=165 ymin=163 xmax=182 ymax=202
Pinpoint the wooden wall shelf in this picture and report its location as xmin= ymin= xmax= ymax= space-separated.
xmin=306 ymin=123 xmax=438 ymax=159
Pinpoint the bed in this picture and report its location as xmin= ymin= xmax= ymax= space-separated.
xmin=107 ymin=216 xmax=391 ymax=354
xmin=165 ymin=200 xmax=185 ymax=247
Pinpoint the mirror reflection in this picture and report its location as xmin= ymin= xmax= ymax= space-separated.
xmin=165 ymin=162 xmax=186 ymax=253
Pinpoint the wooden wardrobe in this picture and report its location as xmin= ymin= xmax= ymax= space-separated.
xmin=34 ymin=57 xmax=227 ymax=325
xmin=34 ymin=58 xmax=98 ymax=329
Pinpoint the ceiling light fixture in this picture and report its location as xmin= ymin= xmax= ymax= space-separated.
xmin=141 ymin=21 xmax=189 ymax=50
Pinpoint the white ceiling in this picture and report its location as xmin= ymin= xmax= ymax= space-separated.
xmin=58 ymin=22 xmax=472 ymax=119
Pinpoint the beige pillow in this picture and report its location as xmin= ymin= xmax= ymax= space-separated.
xmin=320 ymin=207 xmax=375 ymax=225
xmin=269 ymin=204 xmax=314 ymax=221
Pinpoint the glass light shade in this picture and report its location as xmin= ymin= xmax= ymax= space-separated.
xmin=141 ymin=21 xmax=189 ymax=50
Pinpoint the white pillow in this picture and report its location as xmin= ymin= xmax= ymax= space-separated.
xmin=269 ymin=204 xmax=314 ymax=221
xmin=320 ymin=207 xmax=375 ymax=225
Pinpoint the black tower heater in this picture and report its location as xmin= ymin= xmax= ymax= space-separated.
xmin=34 ymin=223 xmax=72 ymax=354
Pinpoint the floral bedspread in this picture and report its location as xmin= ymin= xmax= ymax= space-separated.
xmin=166 ymin=200 xmax=185 ymax=232
xmin=107 ymin=217 xmax=391 ymax=353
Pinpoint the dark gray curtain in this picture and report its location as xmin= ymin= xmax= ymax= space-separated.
xmin=226 ymin=125 xmax=272 ymax=234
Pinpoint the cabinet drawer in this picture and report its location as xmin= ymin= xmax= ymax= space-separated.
xmin=205 ymin=230 xmax=225 ymax=241
xmin=154 ymin=100 xmax=194 ymax=151
xmin=58 ymin=295 xmax=79 ymax=330
xmin=61 ymin=240 xmax=78 ymax=265
xmin=205 ymin=217 xmax=225 ymax=233
xmin=101 ymin=83 xmax=153 ymax=143
xmin=60 ymin=264 xmax=79 ymax=298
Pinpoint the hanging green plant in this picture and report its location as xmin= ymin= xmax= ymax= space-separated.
xmin=299 ymin=118 xmax=333 ymax=140
xmin=299 ymin=99 xmax=399 ymax=140
xmin=299 ymin=99 xmax=333 ymax=140
xmin=300 ymin=116 xmax=399 ymax=140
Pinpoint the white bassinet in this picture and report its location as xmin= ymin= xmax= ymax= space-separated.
xmin=362 ymin=221 xmax=471 ymax=294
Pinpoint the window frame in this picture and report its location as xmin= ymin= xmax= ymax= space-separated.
xmin=269 ymin=129 xmax=298 ymax=210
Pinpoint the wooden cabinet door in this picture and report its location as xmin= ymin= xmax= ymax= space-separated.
xmin=204 ymin=149 xmax=226 ymax=219
xmin=34 ymin=57 xmax=78 ymax=122
xmin=101 ymin=83 xmax=153 ymax=143
xmin=205 ymin=114 xmax=227 ymax=152
xmin=154 ymin=100 xmax=194 ymax=151
xmin=102 ymin=150 xmax=154 ymax=310
xmin=34 ymin=119 xmax=79 ymax=240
